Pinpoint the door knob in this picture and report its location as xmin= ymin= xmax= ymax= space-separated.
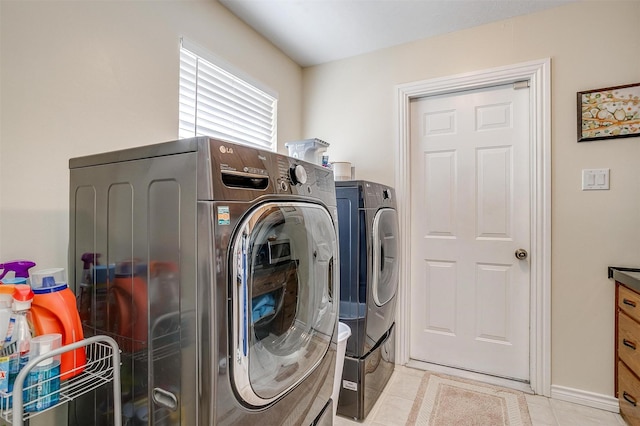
xmin=515 ymin=249 xmax=528 ymax=260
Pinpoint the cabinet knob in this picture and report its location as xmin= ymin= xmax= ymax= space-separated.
xmin=623 ymin=298 xmax=637 ymax=308
xmin=623 ymin=339 xmax=637 ymax=350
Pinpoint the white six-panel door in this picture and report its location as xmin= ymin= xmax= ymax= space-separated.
xmin=409 ymin=83 xmax=531 ymax=381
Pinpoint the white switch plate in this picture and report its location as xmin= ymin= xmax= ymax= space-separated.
xmin=582 ymin=168 xmax=610 ymax=190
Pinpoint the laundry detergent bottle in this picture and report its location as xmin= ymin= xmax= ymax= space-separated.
xmin=30 ymin=268 xmax=85 ymax=380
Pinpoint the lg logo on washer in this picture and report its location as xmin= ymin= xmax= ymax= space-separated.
xmin=219 ymin=145 xmax=234 ymax=154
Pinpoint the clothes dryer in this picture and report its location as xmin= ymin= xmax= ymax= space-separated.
xmin=335 ymin=180 xmax=399 ymax=420
xmin=68 ymin=137 xmax=339 ymax=425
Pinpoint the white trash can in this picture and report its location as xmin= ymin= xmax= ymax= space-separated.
xmin=333 ymin=322 xmax=352 ymax=418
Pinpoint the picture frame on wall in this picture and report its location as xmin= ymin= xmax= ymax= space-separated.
xmin=577 ymin=82 xmax=640 ymax=142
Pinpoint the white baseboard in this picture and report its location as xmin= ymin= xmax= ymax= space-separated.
xmin=550 ymin=384 xmax=619 ymax=413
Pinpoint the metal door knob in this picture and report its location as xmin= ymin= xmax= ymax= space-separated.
xmin=515 ymin=249 xmax=528 ymax=260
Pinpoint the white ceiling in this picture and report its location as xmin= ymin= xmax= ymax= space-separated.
xmin=218 ymin=0 xmax=574 ymax=67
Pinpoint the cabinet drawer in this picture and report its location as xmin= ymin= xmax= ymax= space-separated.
xmin=620 ymin=285 xmax=640 ymax=324
xmin=619 ymin=361 xmax=640 ymax=426
xmin=619 ymin=312 xmax=640 ymax=375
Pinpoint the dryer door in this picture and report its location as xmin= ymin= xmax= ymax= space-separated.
xmin=230 ymin=202 xmax=338 ymax=407
xmin=371 ymin=208 xmax=399 ymax=307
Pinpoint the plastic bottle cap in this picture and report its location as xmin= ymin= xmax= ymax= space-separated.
xmin=12 ymin=284 xmax=34 ymax=311
xmin=31 ymin=268 xmax=65 ymax=288
xmin=12 ymin=284 xmax=34 ymax=301
xmin=42 ymin=276 xmax=56 ymax=287
xmin=32 ymin=333 xmax=62 ymax=367
xmin=32 ymin=282 xmax=69 ymax=294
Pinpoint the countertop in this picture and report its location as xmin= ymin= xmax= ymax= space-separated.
xmin=613 ymin=268 xmax=640 ymax=293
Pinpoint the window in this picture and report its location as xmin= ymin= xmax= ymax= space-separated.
xmin=179 ymin=40 xmax=277 ymax=151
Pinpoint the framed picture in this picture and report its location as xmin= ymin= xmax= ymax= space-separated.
xmin=577 ymin=82 xmax=640 ymax=142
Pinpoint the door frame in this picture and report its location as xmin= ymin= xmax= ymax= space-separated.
xmin=394 ymin=58 xmax=551 ymax=396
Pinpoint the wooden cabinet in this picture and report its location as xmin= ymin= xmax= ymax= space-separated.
xmin=617 ymin=282 xmax=640 ymax=425
xmin=620 ymin=361 xmax=640 ymax=425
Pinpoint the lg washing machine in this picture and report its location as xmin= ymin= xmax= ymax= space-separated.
xmin=69 ymin=137 xmax=339 ymax=425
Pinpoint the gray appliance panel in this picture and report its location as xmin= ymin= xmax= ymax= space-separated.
xmin=69 ymin=151 xmax=199 ymax=425
xmin=336 ymin=324 xmax=395 ymax=420
xmin=313 ymin=400 xmax=333 ymax=426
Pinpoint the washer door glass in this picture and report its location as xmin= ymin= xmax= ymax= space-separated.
xmin=372 ymin=208 xmax=399 ymax=307
xmin=231 ymin=202 xmax=338 ymax=406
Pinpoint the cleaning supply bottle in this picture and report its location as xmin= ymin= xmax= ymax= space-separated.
xmin=30 ymin=268 xmax=86 ymax=380
xmin=0 ymin=287 xmax=15 ymax=349
xmin=0 ymin=287 xmax=16 ymax=408
xmin=4 ymin=285 xmax=35 ymax=407
xmin=24 ymin=333 xmax=61 ymax=412
xmin=0 ymin=260 xmax=36 ymax=284
xmin=78 ymin=253 xmax=100 ymax=323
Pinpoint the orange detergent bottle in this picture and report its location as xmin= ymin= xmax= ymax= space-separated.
xmin=30 ymin=268 xmax=86 ymax=380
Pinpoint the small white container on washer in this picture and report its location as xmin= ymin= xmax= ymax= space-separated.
xmin=332 ymin=162 xmax=352 ymax=181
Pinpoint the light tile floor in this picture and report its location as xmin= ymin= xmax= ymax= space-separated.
xmin=335 ymin=366 xmax=627 ymax=426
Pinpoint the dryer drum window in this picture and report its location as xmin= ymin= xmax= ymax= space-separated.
xmin=230 ymin=202 xmax=338 ymax=407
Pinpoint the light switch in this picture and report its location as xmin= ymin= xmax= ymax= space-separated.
xmin=582 ymin=168 xmax=610 ymax=190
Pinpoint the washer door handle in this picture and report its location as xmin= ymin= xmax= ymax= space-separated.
xmin=153 ymin=387 xmax=178 ymax=411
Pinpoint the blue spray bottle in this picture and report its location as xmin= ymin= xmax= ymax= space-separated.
xmin=0 ymin=261 xmax=36 ymax=285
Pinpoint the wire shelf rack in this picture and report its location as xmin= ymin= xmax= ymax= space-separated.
xmin=0 ymin=335 xmax=121 ymax=426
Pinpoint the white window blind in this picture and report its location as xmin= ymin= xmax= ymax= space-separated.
xmin=179 ymin=44 xmax=277 ymax=151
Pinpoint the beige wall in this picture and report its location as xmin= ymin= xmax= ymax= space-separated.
xmin=302 ymin=1 xmax=640 ymax=399
xmin=0 ymin=1 xmax=302 ymax=267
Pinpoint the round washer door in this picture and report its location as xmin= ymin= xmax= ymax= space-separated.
xmin=230 ymin=202 xmax=338 ymax=407
xmin=371 ymin=208 xmax=399 ymax=307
